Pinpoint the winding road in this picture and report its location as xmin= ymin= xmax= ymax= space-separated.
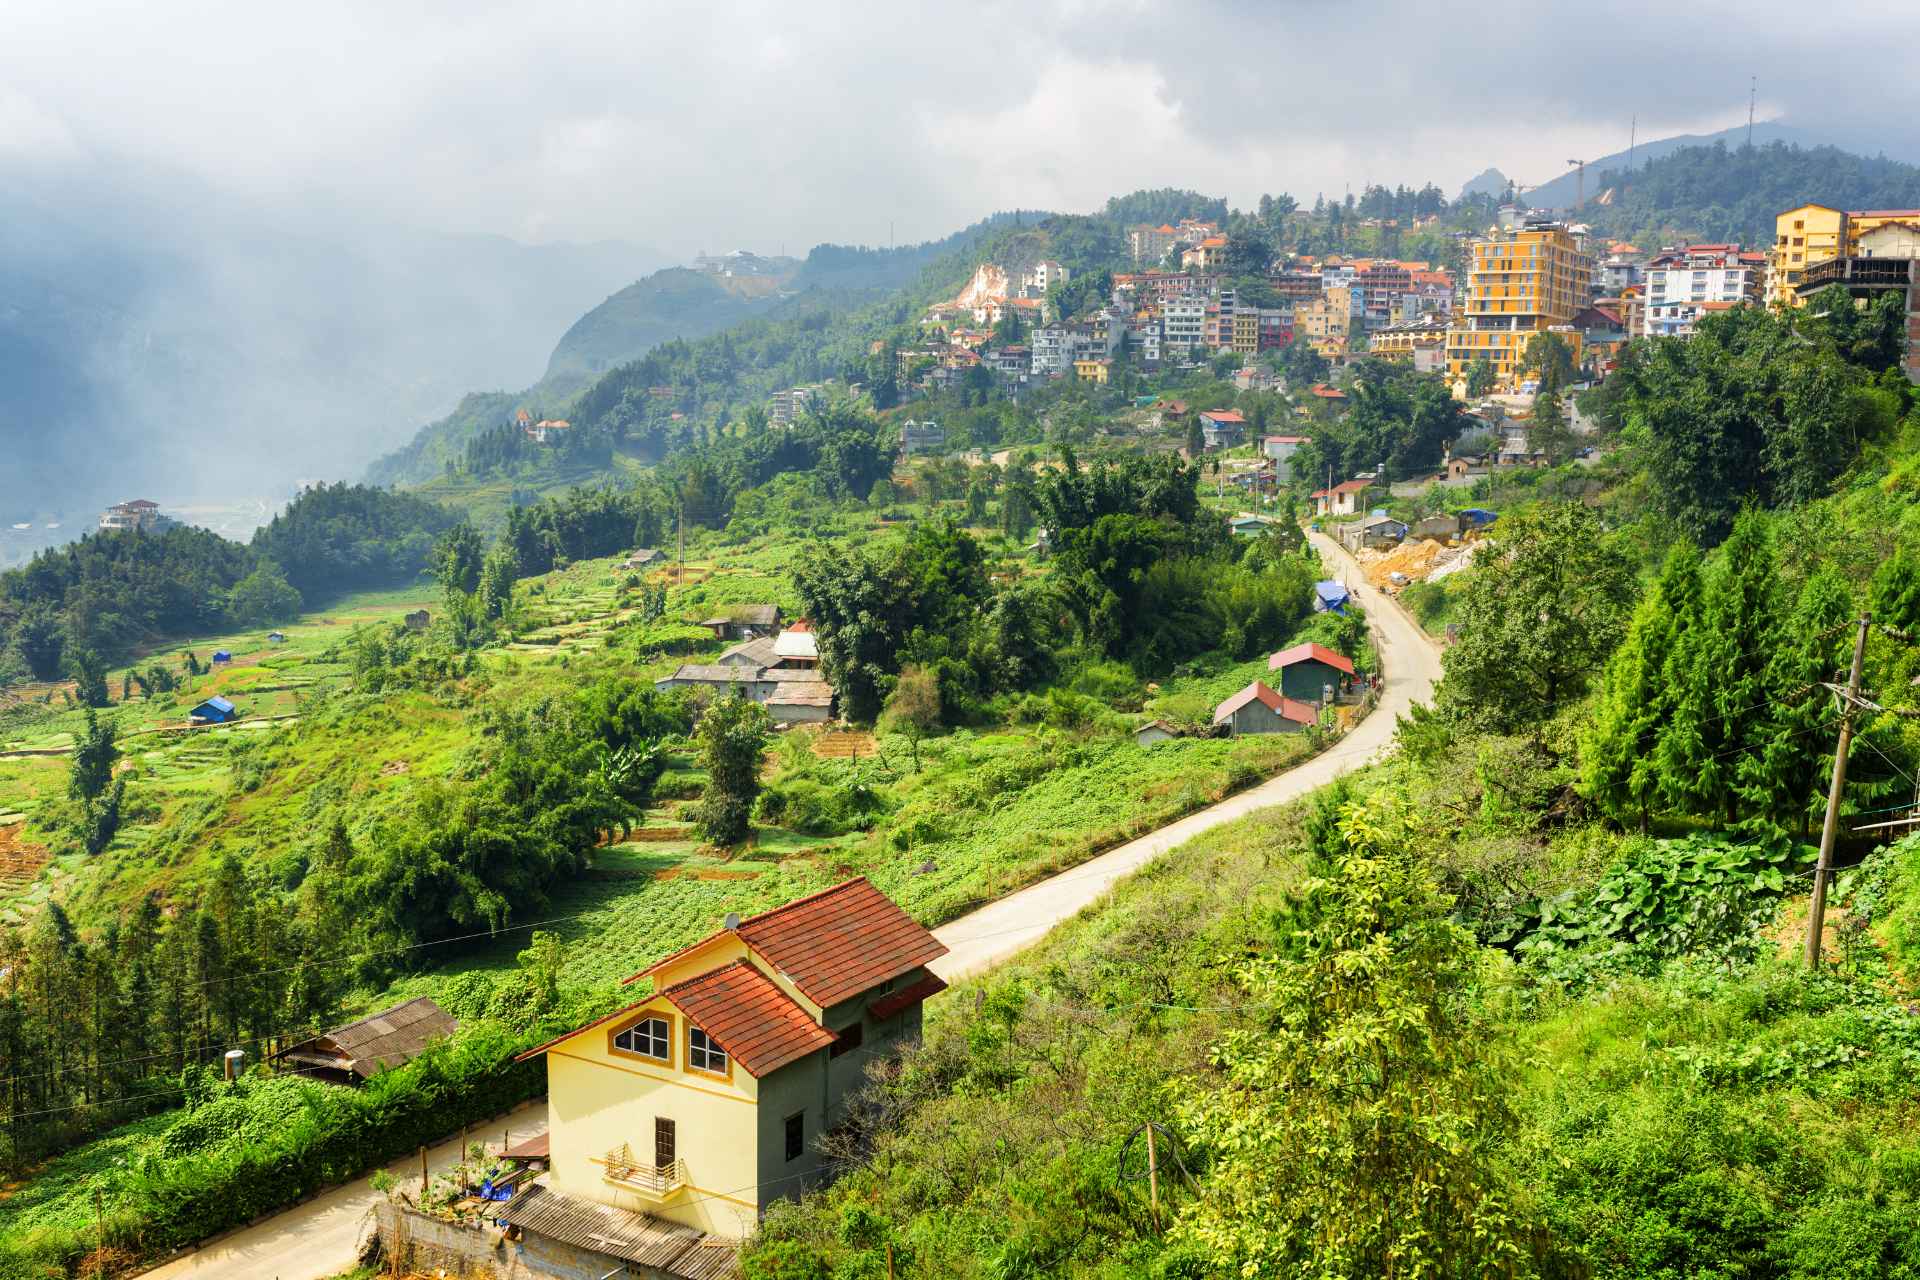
xmin=133 ymin=531 xmax=1442 ymax=1280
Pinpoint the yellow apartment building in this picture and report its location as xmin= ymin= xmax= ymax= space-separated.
xmin=1769 ymin=204 xmax=1920 ymax=307
xmin=1444 ymin=222 xmax=1591 ymax=391
xmin=1231 ymin=311 xmax=1260 ymax=356
xmin=1296 ymin=285 xmax=1358 ymax=357
xmin=1073 ymin=358 xmax=1111 ymax=384
xmin=512 ymin=879 xmax=948 ymax=1244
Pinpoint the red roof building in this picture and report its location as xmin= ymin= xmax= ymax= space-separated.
xmin=517 ymin=878 xmax=950 ymax=1241
xmin=1213 ymin=680 xmax=1318 ymax=735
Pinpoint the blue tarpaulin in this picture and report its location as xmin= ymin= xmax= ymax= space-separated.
xmin=1314 ymin=580 xmax=1350 ymax=613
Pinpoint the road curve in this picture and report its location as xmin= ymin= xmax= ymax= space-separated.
xmin=930 ymin=531 xmax=1442 ymax=983
xmin=134 ymin=534 xmax=1440 ymax=1280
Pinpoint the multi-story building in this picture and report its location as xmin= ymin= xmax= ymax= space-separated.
xmin=1769 ymin=204 xmax=1920 ymax=307
xmin=1296 ymin=285 xmax=1362 ymax=356
xmin=1268 ymin=268 xmax=1324 ymax=305
xmin=1792 ymin=220 xmax=1920 ymax=382
xmin=1369 ymin=317 xmax=1450 ymax=373
xmin=99 ymin=499 xmax=178 ymax=534
xmin=769 ymin=386 xmax=814 ymax=427
xmin=1182 ymin=236 xmax=1230 ymax=272
xmin=1026 ymin=260 xmax=1068 ymax=292
xmin=1639 ymin=244 xmax=1765 ymax=338
xmin=1444 ymin=221 xmax=1593 ymax=391
xmin=1162 ymin=295 xmax=1207 ymax=357
xmin=899 ymin=420 xmax=946 ymax=458
xmin=1030 ymin=326 xmax=1071 ymax=376
xmin=1073 ymin=358 xmax=1111 ymax=385
xmin=1231 ymin=311 xmax=1260 ymax=356
xmin=1135 ymin=321 xmax=1163 ymax=366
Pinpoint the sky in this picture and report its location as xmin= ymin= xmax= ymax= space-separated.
xmin=7 ymin=0 xmax=1920 ymax=260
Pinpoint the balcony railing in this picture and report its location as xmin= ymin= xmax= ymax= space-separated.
xmin=595 ymin=1144 xmax=688 ymax=1200
xmin=1800 ymin=256 xmax=1913 ymax=292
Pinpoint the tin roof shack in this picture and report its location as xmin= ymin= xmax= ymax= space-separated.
xmin=190 ymin=696 xmax=239 ymax=725
xmin=273 ymin=997 xmax=458 ymax=1086
xmin=1212 ymin=681 xmax=1317 ymax=736
xmin=1268 ymin=641 xmax=1356 ymax=704
xmin=1411 ymin=513 xmax=1464 ymax=541
xmin=1339 ymin=514 xmax=1407 ymax=551
xmin=622 ymin=548 xmax=666 ymax=569
xmin=767 ymin=680 xmax=833 ymax=725
xmin=699 ymin=605 xmax=782 ymax=642
xmin=1313 ymin=580 xmax=1350 ymax=613
xmin=1311 ymin=478 xmax=1371 ymax=517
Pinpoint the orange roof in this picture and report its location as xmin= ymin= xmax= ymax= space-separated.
xmin=657 ymin=960 xmax=836 ymax=1077
xmin=1309 ymin=384 xmax=1348 ymax=399
xmin=1269 ymin=641 xmax=1355 ymax=676
xmin=634 ymin=877 xmax=946 ymax=1010
xmin=1200 ymin=236 xmax=1227 ymax=248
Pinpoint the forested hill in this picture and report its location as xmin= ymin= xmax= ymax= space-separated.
xmin=366 ymin=211 xmax=1051 ymax=487
xmin=1580 ymin=139 xmax=1920 ymax=247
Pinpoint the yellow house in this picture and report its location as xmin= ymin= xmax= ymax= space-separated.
xmin=1444 ymin=222 xmax=1592 ymax=391
xmin=515 ymin=879 xmax=949 ymax=1242
xmin=1073 ymin=358 xmax=1111 ymax=384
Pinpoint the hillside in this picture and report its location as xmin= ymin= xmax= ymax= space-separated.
xmin=541 ymin=264 xmax=801 ymax=387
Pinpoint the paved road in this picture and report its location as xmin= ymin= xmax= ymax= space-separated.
xmin=134 ymin=533 xmax=1441 ymax=1279
xmin=135 ymin=1101 xmax=547 ymax=1280
xmin=930 ymin=532 xmax=1442 ymax=982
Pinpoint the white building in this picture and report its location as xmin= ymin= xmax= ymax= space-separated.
xmin=1030 ymin=326 xmax=1071 ymax=376
xmin=1162 ymin=295 xmax=1207 ymax=357
xmin=99 ymin=499 xmax=177 ymax=533
xmin=1640 ymin=244 xmax=1765 ymax=338
xmin=1026 ymin=260 xmax=1069 ymax=292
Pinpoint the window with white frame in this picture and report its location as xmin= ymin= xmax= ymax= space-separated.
xmin=688 ymin=1027 xmax=728 ymax=1074
xmin=614 ymin=1017 xmax=671 ymax=1062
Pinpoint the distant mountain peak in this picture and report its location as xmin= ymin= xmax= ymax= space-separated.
xmin=1458 ymin=168 xmax=1510 ymax=202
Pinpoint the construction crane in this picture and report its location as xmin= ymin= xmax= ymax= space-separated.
xmin=1567 ymin=158 xmax=1587 ymax=210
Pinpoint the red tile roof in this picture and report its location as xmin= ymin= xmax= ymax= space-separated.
xmin=734 ymin=878 xmax=947 ymax=1008
xmin=1269 ymin=641 xmax=1356 ymax=676
xmin=1199 ymin=409 xmax=1248 ymax=424
xmin=868 ymin=972 xmax=948 ymax=1020
xmin=1309 ymin=384 xmax=1348 ymax=399
xmin=1312 ymin=479 xmax=1371 ymax=497
xmin=1213 ymin=680 xmax=1317 ymax=726
xmin=659 ymin=960 xmax=835 ymax=1077
xmin=633 ymin=878 xmax=947 ymax=1011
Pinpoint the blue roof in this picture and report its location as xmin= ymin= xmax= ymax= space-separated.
xmin=211 ymin=650 xmax=232 ymax=660
xmin=199 ymin=696 xmax=235 ymax=713
xmin=1315 ymin=579 xmax=1350 ymax=602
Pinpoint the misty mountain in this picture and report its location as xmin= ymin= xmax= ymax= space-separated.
xmin=0 ymin=155 xmax=660 ymax=549
xmin=1524 ymin=119 xmax=1920 ymax=210
xmin=1457 ymin=168 xmax=1511 ymax=201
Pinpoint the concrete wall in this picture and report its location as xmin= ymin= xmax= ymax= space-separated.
xmin=375 ymin=1201 xmax=698 ymax=1280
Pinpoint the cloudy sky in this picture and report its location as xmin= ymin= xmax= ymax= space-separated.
xmin=5 ymin=0 xmax=1918 ymax=257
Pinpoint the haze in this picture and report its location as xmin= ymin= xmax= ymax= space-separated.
xmin=4 ymin=0 xmax=1918 ymax=540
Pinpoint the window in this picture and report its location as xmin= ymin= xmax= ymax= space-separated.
xmin=784 ymin=1112 xmax=806 ymax=1162
xmin=830 ymin=1021 xmax=865 ymax=1059
xmin=655 ymin=1117 xmax=676 ymax=1169
xmin=688 ymin=1027 xmax=728 ymax=1074
xmin=613 ymin=1017 xmax=671 ymax=1062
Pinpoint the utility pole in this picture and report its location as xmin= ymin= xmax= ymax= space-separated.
xmin=1566 ymin=158 xmax=1587 ymax=211
xmin=1146 ymin=1123 xmax=1161 ymax=1232
xmin=1625 ymin=115 xmax=1637 ymax=193
xmin=1746 ymin=76 xmax=1757 ymax=150
xmin=1806 ymin=614 xmax=1871 ymax=967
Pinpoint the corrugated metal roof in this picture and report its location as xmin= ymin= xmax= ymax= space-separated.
xmin=1268 ymin=642 xmax=1356 ymax=676
xmin=501 ymin=1183 xmax=735 ymax=1276
xmin=278 ymin=997 xmax=457 ymax=1079
xmin=766 ymin=681 xmax=833 ymax=708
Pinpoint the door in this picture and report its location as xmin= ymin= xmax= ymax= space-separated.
xmin=654 ymin=1117 xmax=676 ymax=1170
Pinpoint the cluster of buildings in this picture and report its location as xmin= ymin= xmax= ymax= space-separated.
xmin=1765 ymin=203 xmax=1920 ymax=381
xmin=515 ymin=409 xmax=573 ymax=444
xmin=655 ymin=610 xmax=834 ymax=726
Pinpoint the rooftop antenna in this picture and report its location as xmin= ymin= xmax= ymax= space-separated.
xmin=1626 ymin=114 xmax=1636 ymax=193
xmin=1746 ymin=76 xmax=1756 ymax=149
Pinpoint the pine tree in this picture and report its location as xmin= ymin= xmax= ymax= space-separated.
xmin=1737 ymin=567 xmax=1851 ymax=836
xmin=1657 ymin=510 xmax=1782 ymax=824
xmin=1584 ymin=542 xmax=1702 ymax=830
xmin=1871 ymin=548 xmax=1920 ymax=630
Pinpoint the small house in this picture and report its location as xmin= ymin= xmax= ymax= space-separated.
xmin=1198 ymin=410 xmax=1248 ymax=451
xmin=773 ymin=622 xmax=819 ymax=668
xmin=272 ymin=997 xmax=458 ymax=1086
xmin=266 ymin=631 xmax=287 ymax=644
xmin=1212 ymin=681 xmax=1317 ymax=736
xmin=1443 ymin=454 xmax=1489 ymax=482
xmin=1358 ymin=515 xmax=1408 ymax=549
xmin=1411 ymin=513 xmax=1462 ymax=541
xmin=622 ymin=548 xmax=666 ymax=570
xmin=1267 ymin=641 xmax=1356 ymax=704
xmin=210 ymin=650 xmax=232 ymax=665
xmin=700 ymin=605 xmax=782 ymax=643
xmin=767 ymin=680 xmax=833 ymax=726
xmin=515 ymin=879 xmax=948 ymax=1240
xmin=1311 ymin=479 xmax=1371 ymax=518
xmin=717 ymin=637 xmax=780 ymax=669
xmin=1313 ymin=580 xmax=1350 ymax=614
xmin=1134 ymin=719 xmax=1179 ymax=746
xmin=1262 ymin=434 xmax=1311 ymax=480
xmin=403 ymin=609 xmax=431 ymax=631
xmin=1460 ymin=508 xmax=1499 ymax=529
xmin=190 ymin=696 xmax=239 ymax=725
xmin=1227 ymin=514 xmax=1274 ymax=537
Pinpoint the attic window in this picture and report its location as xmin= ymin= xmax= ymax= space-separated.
xmin=614 ymin=1017 xmax=670 ymax=1063
xmin=688 ymin=1027 xmax=728 ymax=1075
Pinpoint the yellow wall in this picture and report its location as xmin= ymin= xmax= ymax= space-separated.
xmin=650 ymin=935 xmax=823 ymax=1023
xmin=1770 ymin=204 xmax=1846 ymax=307
xmin=545 ymin=994 xmax=765 ymax=1239
xmin=1444 ymin=224 xmax=1591 ymax=388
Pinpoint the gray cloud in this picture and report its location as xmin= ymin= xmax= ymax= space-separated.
xmin=8 ymin=0 xmax=1917 ymax=258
